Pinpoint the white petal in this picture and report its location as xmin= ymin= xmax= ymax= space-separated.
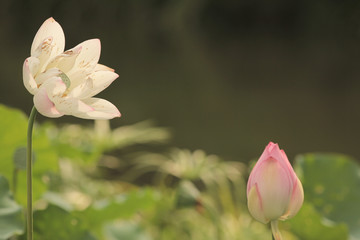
xmin=46 ymin=46 xmax=82 ymax=73
xmin=33 ymin=83 xmax=64 ymax=118
xmin=68 ymin=78 xmax=94 ymax=99
xmin=23 ymin=57 xmax=40 ymax=95
xmin=94 ymin=64 xmax=114 ymax=72
xmin=71 ymin=71 xmax=118 ymax=99
xmin=72 ymin=98 xmax=120 ymax=120
xmin=35 ymin=68 xmax=62 ymax=86
xmin=66 ymin=39 xmax=101 ymax=88
xmin=280 ymin=178 xmax=304 ymax=220
xmin=53 ymin=97 xmax=94 ymax=116
xmin=248 ymin=184 xmax=269 ymax=224
xmin=41 ymin=77 xmax=67 ymax=100
xmin=32 ymin=37 xmax=54 ymax=73
xmin=74 ymin=39 xmax=101 ymax=71
xmin=88 ymin=71 xmax=118 ymax=97
xmin=255 ymin=158 xmax=292 ymax=221
xmin=31 ymin=17 xmax=65 ymax=57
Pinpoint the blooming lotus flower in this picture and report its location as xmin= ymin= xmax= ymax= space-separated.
xmin=247 ymin=142 xmax=304 ymax=224
xmin=23 ymin=17 xmax=120 ymax=119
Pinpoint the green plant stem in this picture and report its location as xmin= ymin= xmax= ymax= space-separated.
xmin=27 ymin=106 xmax=37 ymax=240
xmin=270 ymin=220 xmax=283 ymax=240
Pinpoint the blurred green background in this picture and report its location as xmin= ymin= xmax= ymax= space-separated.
xmin=1 ymin=0 xmax=360 ymax=162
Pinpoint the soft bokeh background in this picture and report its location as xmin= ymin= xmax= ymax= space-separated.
xmin=2 ymin=0 xmax=360 ymax=162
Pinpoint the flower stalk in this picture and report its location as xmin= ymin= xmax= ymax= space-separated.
xmin=270 ymin=220 xmax=283 ymax=240
xmin=27 ymin=106 xmax=37 ymax=240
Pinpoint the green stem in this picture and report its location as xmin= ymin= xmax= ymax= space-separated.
xmin=27 ymin=106 xmax=37 ymax=240
xmin=270 ymin=220 xmax=283 ymax=240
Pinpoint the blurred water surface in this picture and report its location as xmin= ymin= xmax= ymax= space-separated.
xmin=1 ymin=0 xmax=360 ymax=161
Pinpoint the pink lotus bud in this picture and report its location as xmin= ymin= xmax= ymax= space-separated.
xmin=247 ymin=142 xmax=304 ymax=224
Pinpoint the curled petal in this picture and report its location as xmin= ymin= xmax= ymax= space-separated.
xmin=33 ymin=78 xmax=66 ymax=118
xmin=66 ymin=39 xmax=101 ymax=88
xmin=88 ymin=71 xmax=118 ymax=96
xmin=68 ymin=78 xmax=94 ymax=99
xmin=41 ymin=77 xmax=67 ymax=100
xmin=32 ymin=37 xmax=58 ymax=73
xmin=23 ymin=57 xmax=40 ymax=95
xmin=46 ymin=46 xmax=82 ymax=73
xmin=94 ymin=63 xmax=114 ymax=72
xmin=72 ymin=98 xmax=120 ymax=119
xmin=53 ymin=97 xmax=94 ymax=117
xmin=35 ymin=68 xmax=62 ymax=86
xmin=31 ymin=17 xmax=65 ymax=57
xmin=74 ymin=39 xmax=101 ymax=71
xmin=34 ymin=89 xmax=63 ymax=118
xmin=71 ymin=71 xmax=119 ymax=99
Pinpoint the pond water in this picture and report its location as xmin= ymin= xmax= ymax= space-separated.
xmin=1 ymin=1 xmax=360 ymax=162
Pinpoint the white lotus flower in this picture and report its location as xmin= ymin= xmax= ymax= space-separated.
xmin=23 ymin=17 xmax=121 ymax=119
